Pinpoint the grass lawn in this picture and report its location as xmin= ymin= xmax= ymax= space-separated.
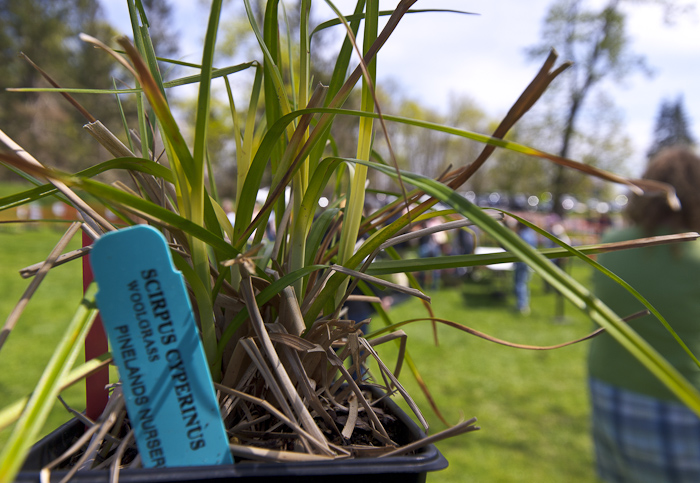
xmin=0 ymin=226 xmax=86 ymax=448
xmin=0 ymin=227 xmax=601 ymax=481
xmin=370 ymin=262 xmax=602 ymax=482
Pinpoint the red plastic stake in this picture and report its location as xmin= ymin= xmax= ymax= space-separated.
xmin=82 ymin=231 xmax=109 ymax=420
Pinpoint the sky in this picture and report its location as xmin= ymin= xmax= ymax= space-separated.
xmin=102 ymin=0 xmax=700 ymax=177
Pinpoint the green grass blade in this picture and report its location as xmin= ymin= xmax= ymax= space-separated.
xmin=308 ymin=0 xmax=365 ymax=168
xmin=118 ymin=39 xmax=197 ymax=184
xmin=171 ymin=253 xmax=218 ymax=377
xmin=0 ymin=353 xmax=112 ymax=433
xmin=113 ymin=78 xmax=135 ymax=154
xmin=503 ymin=210 xmax=700 ymax=371
xmin=0 ymin=285 xmax=98 ymax=482
xmin=246 ymin=0 xmax=293 ymax=122
xmin=127 ymin=0 xmax=152 ymax=159
xmin=364 ymin=238 xmax=695 ymax=274
xmin=165 ymin=63 xmax=257 ymax=89
xmin=138 ymin=25 xmax=167 ymax=97
xmin=234 ymin=66 xmax=264 ymax=227
xmin=183 ymin=0 xmax=224 ymax=369
xmin=289 ymin=158 xmax=344 ymax=296
xmin=333 ymin=0 xmax=378 ymax=307
xmin=70 ymin=177 xmax=238 ymax=258
xmin=0 ymin=157 xmax=173 ymax=212
xmin=360 ymin=160 xmax=700 ymax=414
xmin=193 ymin=0 xmax=222 ymax=183
xmin=305 ymin=208 xmax=340 ymax=267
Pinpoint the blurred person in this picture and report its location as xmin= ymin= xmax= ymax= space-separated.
xmin=453 ymin=225 xmax=476 ymax=278
xmin=588 ymin=147 xmax=700 ymax=482
xmin=512 ymin=220 xmax=538 ymax=315
xmin=417 ymin=218 xmax=445 ymax=289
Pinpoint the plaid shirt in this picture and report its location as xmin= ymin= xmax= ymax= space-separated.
xmin=590 ymin=377 xmax=700 ymax=483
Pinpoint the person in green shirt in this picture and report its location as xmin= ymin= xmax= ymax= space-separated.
xmin=588 ymin=147 xmax=700 ymax=482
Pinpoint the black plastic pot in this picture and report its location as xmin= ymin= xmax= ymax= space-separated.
xmin=17 ymin=393 xmax=447 ymax=483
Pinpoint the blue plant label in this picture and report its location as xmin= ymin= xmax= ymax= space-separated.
xmin=90 ymin=225 xmax=233 ymax=468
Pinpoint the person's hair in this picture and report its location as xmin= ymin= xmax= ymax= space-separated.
xmin=627 ymin=147 xmax=700 ymax=233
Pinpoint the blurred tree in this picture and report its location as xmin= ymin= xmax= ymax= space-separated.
xmin=647 ymin=96 xmax=696 ymax=158
xmin=525 ymin=0 xmax=685 ymax=215
xmin=0 ymin=0 xmax=124 ymax=178
xmin=513 ymin=91 xmax=633 ymax=203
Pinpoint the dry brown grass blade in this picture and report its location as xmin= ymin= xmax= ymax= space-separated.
xmin=237 ymin=84 xmax=328 ymax=245
xmin=42 ymin=420 xmax=102 ymax=473
xmin=267 ymin=331 xmax=317 ymax=352
xmin=0 ymin=132 xmax=115 ymax=233
xmin=0 ymin=222 xmax=82 ymax=352
xmin=584 ymin=232 xmax=699 ymax=254
xmin=17 ymin=52 xmax=96 ymax=123
xmin=57 ymin=397 xmax=124 ymax=483
xmin=220 ymin=340 xmax=250 ymax=389
xmin=324 ymin=349 xmax=393 ymax=444
xmin=359 ymin=338 xmax=428 ymax=431
xmin=352 ymin=50 xmax=571 ymax=244
xmin=302 ymin=320 xmax=349 ymax=389
xmin=238 ymin=338 xmax=297 ymax=422
xmin=345 ymin=295 xmax=382 ymax=305
xmin=368 ymin=330 xmax=408 ymax=380
xmin=80 ymin=218 xmax=102 ymax=241
xmin=386 ymin=309 xmax=649 ymax=352
xmin=41 ymin=388 xmax=124 ymax=481
xmin=346 ymin=333 xmax=364 ymax=387
xmin=326 ymin=3 xmax=412 ymax=220
xmin=516 ymin=148 xmax=679 ymax=200
xmin=79 ymin=34 xmax=139 ymax=81
xmin=380 ymin=417 xmax=480 ymax=458
xmin=79 ymin=393 xmax=125 ymax=465
xmin=300 ymin=268 xmax=335 ymax=315
xmin=630 ymin=179 xmax=681 ymax=210
xmin=19 ymin=245 xmax=91 ymax=279
xmin=448 ymin=49 xmax=571 ymax=188
xmin=83 ymin=121 xmax=133 ymax=157
xmin=269 ymin=329 xmax=342 ymax=440
xmin=378 ymin=214 xmax=501 ymax=251
xmin=368 ymin=51 xmax=568 ymax=239
xmin=237 ymin=336 xmax=317 ymax=452
xmin=83 ymin=121 xmax=172 ymax=209
xmin=330 ymin=264 xmax=430 ymax=302
xmin=228 ymin=444 xmax=337 ymax=462
xmin=109 ymin=429 xmax=134 ymax=483
xmin=213 ymin=293 xmax=245 ymax=312
xmin=221 ymin=363 xmax=258 ymax=421
xmin=278 ymin=286 xmax=306 ymax=336
xmin=341 ymin=393 xmax=359 ymax=440
xmin=57 ymin=395 xmax=95 ymax=430
xmin=214 ymin=383 xmax=335 ymax=457
xmin=239 ymin=273 xmax=331 ymax=453
xmin=230 ymin=414 xmax=270 ymax=433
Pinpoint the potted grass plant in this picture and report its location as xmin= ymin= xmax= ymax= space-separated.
xmin=2 ymin=0 xmax=700 ymax=482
